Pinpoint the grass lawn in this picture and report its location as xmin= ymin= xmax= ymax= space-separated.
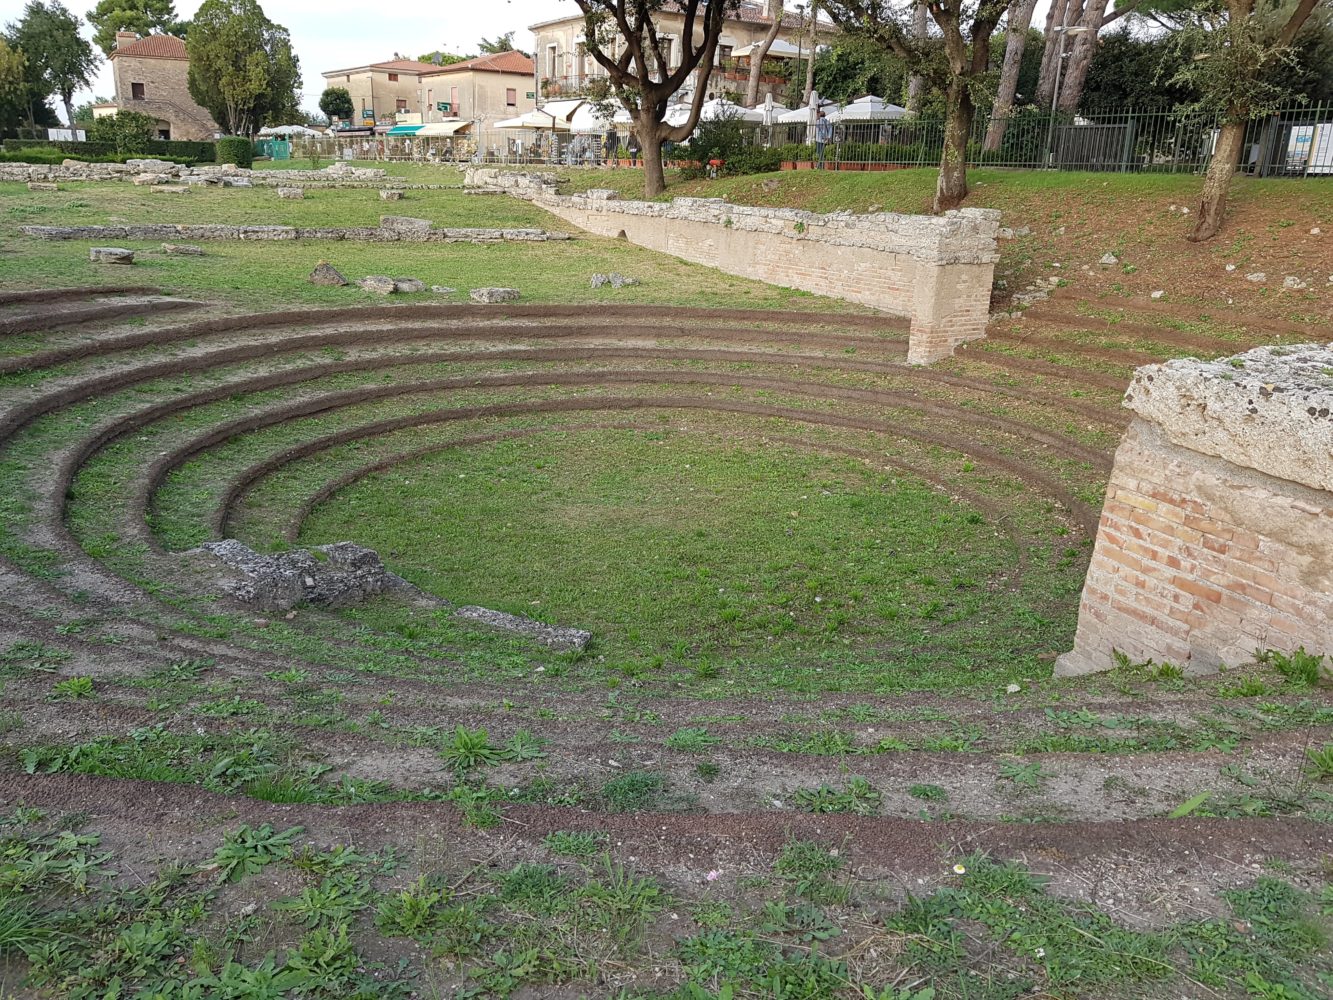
xmin=0 ymin=157 xmax=1330 ymax=1000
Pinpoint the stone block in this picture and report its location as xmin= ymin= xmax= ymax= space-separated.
xmin=1056 ymin=344 xmax=1333 ymax=677
xmin=89 ymin=247 xmax=134 ymax=264
xmin=379 ymin=215 xmax=431 ymax=232
xmin=392 ymin=277 xmax=425 ymax=293
xmin=276 ymin=187 xmax=305 ymax=199
xmin=431 ymin=285 xmax=456 ymax=294
xmin=454 ymin=606 xmax=590 ymax=651
xmin=309 ymin=261 xmax=348 ymax=286
xmin=379 ymin=189 xmax=404 ymax=201
xmin=358 ymin=275 xmax=396 ymax=295
xmin=132 ymin=173 xmax=166 ymax=186
xmin=161 ymin=243 xmax=204 ymax=255
xmin=26 ymin=182 xmax=57 ymax=192
xmin=151 ymin=186 xmax=190 ymax=195
xmin=469 ymin=287 xmax=520 ymax=303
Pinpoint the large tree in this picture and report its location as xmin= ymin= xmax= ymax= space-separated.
xmin=573 ymin=0 xmax=740 ymax=198
xmin=1174 ymin=0 xmax=1322 ymax=241
xmin=823 ymin=1 xmax=1009 ymax=212
xmin=7 ymin=1 xmax=98 ymax=127
xmin=86 ymin=0 xmax=185 ymax=57
xmin=0 ymin=39 xmax=27 ymax=135
xmin=318 ymin=86 xmax=353 ymax=121
xmin=745 ymin=0 xmax=784 ymax=106
xmin=982 ymin=0 xmax=1037 ymax=151
xmin=186 ymin=0 xmax=299 ymax=135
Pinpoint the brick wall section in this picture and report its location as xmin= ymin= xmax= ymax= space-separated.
xmin=1057 ymin=345 xmax=1333 ymax=675
xmin=465 ymin=170 xmax=999 ymax=364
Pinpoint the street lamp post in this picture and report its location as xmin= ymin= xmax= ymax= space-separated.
xmin=1044 ymin=22 xmax=1092 ymax=167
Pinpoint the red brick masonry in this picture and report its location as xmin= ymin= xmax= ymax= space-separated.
xmin=1057 ymin=345 xmax=1333 ymax=675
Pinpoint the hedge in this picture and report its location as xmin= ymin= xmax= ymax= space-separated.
xmin=3 ymin=138 xmax=216 ymax=162
xmin=0 ymin=149 xmax=199 ymax=165
xmin=215 ymin=137 xmax=253 ymax=168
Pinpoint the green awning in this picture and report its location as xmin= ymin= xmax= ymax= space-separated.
xmin=385 ymin=125 xmax=424 ymax=136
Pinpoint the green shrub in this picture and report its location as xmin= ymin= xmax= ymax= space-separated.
xmin=87 ymin=110 xmax=158 ymax=154
xmin=216 ymin=136 xmax=254 ymax=168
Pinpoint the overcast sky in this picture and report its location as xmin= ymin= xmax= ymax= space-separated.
xmin=0 ymin=0 xmax=1061 ymax=120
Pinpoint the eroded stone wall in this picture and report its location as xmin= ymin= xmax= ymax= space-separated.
xmin=1057 ymin=344 xmax=1333 ymax=676
xmin=464 ymin=169 xmax=1000 ymax=364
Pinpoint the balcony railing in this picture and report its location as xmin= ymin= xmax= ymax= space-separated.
xmin=539 ymin=65 xmax=790 ymax=102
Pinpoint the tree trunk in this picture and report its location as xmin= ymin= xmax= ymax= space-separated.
xmin=1056 ymin=0 xmax=1109 ymax=113
xmin=745 ymin=1 xmax=783 ymax=107
xmin=1189 ymin=120 xmax=1246 ymax=242
xmin=641 ymin=120 xmax=667 ymax=198
xmin=905 ymin=0 xmax=928 ymax=115
xmin=61 ymin=94 xmax=76 ymax=130
xmin=1035 ymin=0 xmax=1079 ymax=109
xmin=935 ymin=79 xmax=974 ymax=213
xmin=982 ymin=0 xmax=1039 ymax=153
xmin=803 ymin=2 xmax=817 ymax=104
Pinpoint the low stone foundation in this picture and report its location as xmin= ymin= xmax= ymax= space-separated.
xmin=1 ymin=159 xmax=451 ymax=189
xmin=21 ymin=222 xmax=568 ymax=244
xmin=464 ymin=168 xmax=999 ymax=364
xmin=1056 ymin=344 xmax=1333 ymax=676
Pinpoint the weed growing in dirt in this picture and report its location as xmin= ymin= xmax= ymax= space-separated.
xmin=909 ymin=783 xmax=949 ymax=802
xmin=792 ymin=777 xmax=882 ymax=815
xmin=544 ymin=830 xmax=608 ymax=859
xmin=440 ymin=725 xmax=502 ymax=771
xmin=602 ymin=771 xmax=665 ymax=812
xmin=49 ymin=676 xmax=93 ymax=700
xmin=211 ymin=824 xmax=302 ymax=882
xmin=1270 ymin=648 xmax=1329 ymax=688
xmin=1305 ymin=744 xmax=1333 ymax=781
xmin=665 ymin=726 xmax=722 ymax=752
xmin=998 ymin=758 xmax=1051 ymax=790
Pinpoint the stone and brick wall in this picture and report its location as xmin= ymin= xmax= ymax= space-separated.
xmin=109 ymin=34 xmax=218 ymax=140
xmin=1057 ymin=344 xmax=1333 ymax=676
xmin=465 ymin=169 xmax=1000 ymax=364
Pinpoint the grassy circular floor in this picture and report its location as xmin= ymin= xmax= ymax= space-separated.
xmin=297 ymin=427 xmax=1062 ymax=683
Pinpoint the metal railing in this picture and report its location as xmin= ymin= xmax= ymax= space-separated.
xmin=767 ymin=102 xmax=1333 ymax=175
xmin=288 ymin=102 xmax=1333 ymax=177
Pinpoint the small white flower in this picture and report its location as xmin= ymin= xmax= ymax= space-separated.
xmin=1035 ymin=947 xmax=1046 ymax=959
xmin=705 ymin=869 xmax=720 ymax=882
xmin=953 ymin=864 xmax=967 ymax=875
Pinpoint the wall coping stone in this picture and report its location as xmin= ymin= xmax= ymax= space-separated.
xmin=1124 ymin=343 xmax=1333 ymax=492
xmin=19 ymin=223 xmax=570 ymax=245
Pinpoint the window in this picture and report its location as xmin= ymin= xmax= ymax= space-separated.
xmin=451 ymin=86 xmax=459 ymax=113
xmin=506 ymin=88 xmax=517 ymax=107
xmin=396 ymin=98 xmax=408 ymax=111
xmin=546 ymin=45 xmax=557 ymax=78
xmin=388 ymin=72 xmax=399 ymax=82
xmin=719 ymin=45 xmax=733 ymax=66
xmin=130 ymin=82 xmax=145 ymax=100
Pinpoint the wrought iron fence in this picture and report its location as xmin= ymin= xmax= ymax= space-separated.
xmin=766 ymin=102 xmax=1333 ymax=175
xmin=287 ymin=102 xmax=1333 ymax=176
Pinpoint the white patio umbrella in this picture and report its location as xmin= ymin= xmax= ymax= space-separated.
xmin=829 ymin=94 xmax=907 ymax=122
xmin=259 ymin=124 xmax=321 ymax=136
xmin=666 ymin=98 xmax=763 ymax=128
xmin=494 ymin=99 xmax=585 ymax=131
xmin=731 ymin=38 xmax=802 ymax=60
xmin=568 ymin=102 xmax=634 ymax=134
xmin=776 ymin=98 xmax=838 ymax=124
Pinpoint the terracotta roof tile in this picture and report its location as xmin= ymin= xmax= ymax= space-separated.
xmin=422 ymin=50 xmax=535 ymax=76
xmin=368 ymin=59 xmax=453 ymax=73
xmin=109 ymin=34 xmax=187 ymax=60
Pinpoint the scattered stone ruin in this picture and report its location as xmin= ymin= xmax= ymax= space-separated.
xmin=21 ymin=219 xmax=567 ymax=245
xmin=464 ymin=168 xmax=1000 ymax=365
xmin=1057 ymin=344 xmax=1333 ymax=675
xmin=190 ymin=539 xmax=590 ymax=651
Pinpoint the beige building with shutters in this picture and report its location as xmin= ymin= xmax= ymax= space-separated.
xmin=322 ymin=51 xmax=536 ymax=129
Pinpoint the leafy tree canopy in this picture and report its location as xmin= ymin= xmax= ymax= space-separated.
xmin=318 ymin=85 xmax=353 ymax=120
xmin=186 ymin=0 xmax=300 ymax=135
xmin=478 ymin=30 xmax=529 ymax=56
xmin=418 ymin=50 xmax=472 ymax=65
xmin=7 ymin=1 xmax=98 ymax=125
xmin=86 ymin=0 xmax=186 ymax=57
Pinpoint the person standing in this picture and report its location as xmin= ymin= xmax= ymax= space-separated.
xmin=604 ymin=126 xmax=620 ymax=167
xmin=815 ymin=110 xmax=832 ymax=169
xmin=627 ymin=130 xmax=641 ymax=167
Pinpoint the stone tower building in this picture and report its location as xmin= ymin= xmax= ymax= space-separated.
xmin=103 ymin=32 xmax=219 ymax=141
